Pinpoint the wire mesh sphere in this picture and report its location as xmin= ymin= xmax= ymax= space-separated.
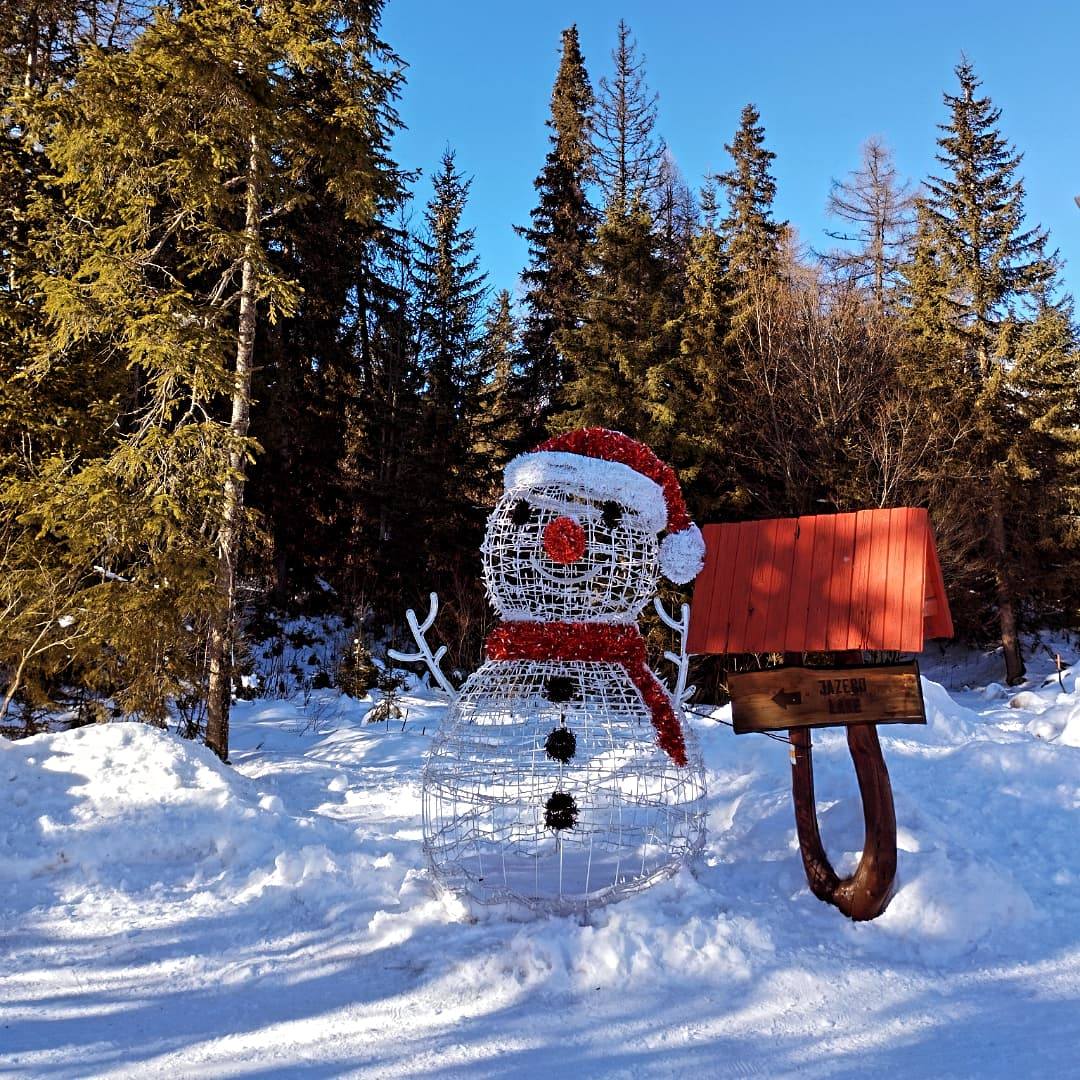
xmin=482 ymin=483 xmax=660 ymax=624
xmin=423 ymin=659 xmax=707 ymax=914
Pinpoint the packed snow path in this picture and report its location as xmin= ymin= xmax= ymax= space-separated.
xmin=3 ymin=650 xmax=1080 ymax=1078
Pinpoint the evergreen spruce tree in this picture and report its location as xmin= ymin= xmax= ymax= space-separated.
xmin=516 ymin=25 xmax=594 ymax=438
xmin=474 ymin=289 xmax=523 ymax=492
xmin=906 ymin=60 xmax=1064 ymax=682
xmin=592 ymin=20 xmax=666 ymax=212
xmin=1004 ymin=300 xmax=1080 ymax=629
xmin=410 ymin=149 xmax=490 ymax=661
xmin=677 ymin=182 xmax=738 ymax=520
xmin=4 ymin=0 xmax=405 ymax=754
xmin=338 ymin=198 xmax=427 ymax=619
xmin=555 ymin=200 xmax=680 ymax=448
xmin=716 ymin=103 xmax=784 ymax=308
xmin=414 ymin=149 xmax=487 ymax=430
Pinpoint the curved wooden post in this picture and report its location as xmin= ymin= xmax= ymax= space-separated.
xmin=789 ymin=722 xmax=897 ymax=921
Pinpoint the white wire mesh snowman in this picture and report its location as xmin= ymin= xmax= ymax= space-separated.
xmin=391 ymin=428 xmax=708 ymax=914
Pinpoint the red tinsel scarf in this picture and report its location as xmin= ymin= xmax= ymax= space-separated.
xmin=485 ymin=621 xmax=688 ymax=767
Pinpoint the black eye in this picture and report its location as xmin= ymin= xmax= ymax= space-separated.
xmin=511 ymin=499 xmax=533 ymax=526
xmin=601 ymin=500 xmax=623 ymax=529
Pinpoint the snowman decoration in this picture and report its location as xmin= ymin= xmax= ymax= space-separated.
xmin=391 ymin=428 xmax=708 ymax=914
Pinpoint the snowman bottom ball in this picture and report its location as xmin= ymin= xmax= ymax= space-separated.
xmin=423 ymin=659 xmax=707 ymax=914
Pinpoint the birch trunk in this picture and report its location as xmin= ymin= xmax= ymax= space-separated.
xmin=206 ymin=136 xmax=260 ymax=762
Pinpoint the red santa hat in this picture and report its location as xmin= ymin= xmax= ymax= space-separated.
xmin=503 ymin=427 xmax=707 ymax=585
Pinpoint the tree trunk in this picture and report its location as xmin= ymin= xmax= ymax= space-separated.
xmin=989 ymin=489 xmax=1025 ymax=685
xmin=206 ymin=136 xmax=260 ymax=762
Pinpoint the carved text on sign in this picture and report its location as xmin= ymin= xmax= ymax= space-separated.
xmin=728 ymin=662 xmax=925 ymax=734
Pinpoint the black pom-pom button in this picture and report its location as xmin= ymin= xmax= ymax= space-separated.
xmin=544 ymin=725 xmax=577 ymax=763
xmin=544 ymin=675 xmax=577 ymax=703
xmin=544 ymin=791 xmax=578 ymax=830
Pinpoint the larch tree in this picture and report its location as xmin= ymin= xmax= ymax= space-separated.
xmin=823 ymin=136 xmax=915 ymax=307
xmin=516 ymin=25 xmax=595 ymax=438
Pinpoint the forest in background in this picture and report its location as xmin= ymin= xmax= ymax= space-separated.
xmin=2 ymin=0 xmax=1077 ymax=758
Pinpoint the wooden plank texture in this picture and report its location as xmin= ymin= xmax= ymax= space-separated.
xmin=686 ymin=508 xmax=955 ymax=656
xmin=899 ymin=509 xmax=928 ymax=653
xmin=729 ymin=662 xmax=926 ymax=734
xmin=685 ymin=523 xmax=725 ymax=654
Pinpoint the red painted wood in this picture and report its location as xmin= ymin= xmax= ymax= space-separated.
xmin=762 ymin=517 xmax=799 ymax=652
xmin=862 ymin=509 xmax=892 ymax=650
xmin=827 ymin=511 xmax=858 ymax=652
xmin=743 ymin=518 xmax=780 ymax=654
xmin=899 ymin=509 xmax=928 ymax=653
xmin=923 ymin=522 xmax=955 ymax=640
xmin=686 ymin=523 xmax=725 ymax=654
xmin=688 ymin=508 xmax=954 ymax=656
xmin=725 ymin=521 xmax=763 ymax=656
xmin=881 ymin=509 xmax=909 ymax=651
xmin=784 ymin=515 xmax=818 ymax=655
xmin=848 ymin=510 xmax=875 ymax=651
xmin=805 ymin=515 xmax=836 ymax=652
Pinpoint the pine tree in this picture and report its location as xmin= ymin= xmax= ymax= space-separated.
xmin=906 ymin=59 xmax=1064 ymax=682
xmin=516 ymin=25 xmax=594 ymax=438
xmin=592 ymin=20 xmax=666 ymax=212
xmin=823 ymin=136 xmax=915 ymax=306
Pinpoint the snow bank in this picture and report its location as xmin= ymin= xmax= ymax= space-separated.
xmin=3 ymin=661 xmax=1080 ymax=1078
xmin=0 ymin=723 xmax=357 ymax=919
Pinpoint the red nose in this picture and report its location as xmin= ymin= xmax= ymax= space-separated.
xmin=543 ymin=516 xmax=586 ymax=564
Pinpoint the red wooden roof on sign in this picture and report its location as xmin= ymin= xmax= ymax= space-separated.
xmin=686 ymin=508 xmax=953 ymax=656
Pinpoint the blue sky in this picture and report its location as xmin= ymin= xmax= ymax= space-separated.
xmin=382 ymin=1 xmax=1079 ymax=303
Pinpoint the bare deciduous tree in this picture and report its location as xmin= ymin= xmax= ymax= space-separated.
xmin=822 ymin=137 xmax=915 ymax=307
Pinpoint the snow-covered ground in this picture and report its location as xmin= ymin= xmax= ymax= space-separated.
xmin=3 ymin=644 xmax=1080 ymax=1078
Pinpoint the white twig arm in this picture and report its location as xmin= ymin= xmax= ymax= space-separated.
xmin=388 ymin=592 xmax=458 ymax=700
xmin=653 ymin=598 xmax=695 ymax=705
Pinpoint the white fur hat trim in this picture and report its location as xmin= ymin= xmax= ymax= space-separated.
xmin=504 ymin=450 xmax=668 ymax=532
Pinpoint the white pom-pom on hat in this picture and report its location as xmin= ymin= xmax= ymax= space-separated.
xmin=656 ymin=522 xmax=708 ymax=583
xmin=659 ymin=523 xmax=706 ymax=584
xmin=505 ymin=427 xmax=706 ymax=584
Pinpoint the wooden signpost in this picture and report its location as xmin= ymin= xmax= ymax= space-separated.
xmin=728 ymin=662 xmax=925 ymax=734
xmin=729 ymin=660 xmax=925 ymax=921
xmin=688 ymin=508 xmax=954 ymax=923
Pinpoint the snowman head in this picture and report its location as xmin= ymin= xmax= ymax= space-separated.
xmin=482 ymin=428 xmax=706 ymax=623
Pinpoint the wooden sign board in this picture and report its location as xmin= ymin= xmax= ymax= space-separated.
xmin=728 ymin=662 xmax=925 ymax=734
